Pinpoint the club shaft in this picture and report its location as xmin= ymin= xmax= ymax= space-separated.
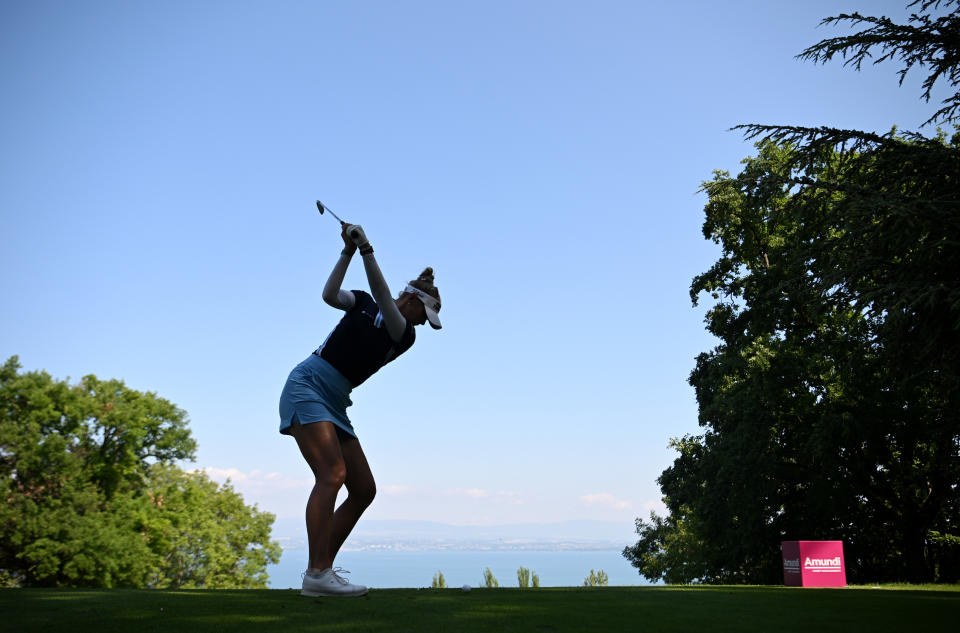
xmin=316 ymin=200 xmax=345 ymax=224
xmin=316 ymin=200 xmax=361 ymax=240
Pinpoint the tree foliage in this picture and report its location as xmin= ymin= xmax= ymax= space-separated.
xmin=482 ymin=567 xmax=499 ymax=588
xmin=797 ymin=0 xmax=960 ymax=127
xmin=516 ymin=566 xmax=540 ymax=588
xmin=583 ymin=569 xmax=609 ymax=587
xmin=431 ymin=570 xmax=446 ymax=588
xmin=517 ymin=566 xmax=530 ymax=588
xmin=626 ymin=1 xmax=960 ymax=584
xmin=0 ymin=357 xmax=281 ymax=587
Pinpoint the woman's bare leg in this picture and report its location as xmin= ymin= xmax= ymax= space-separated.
xmin=329 ymin=436 xmax=376 ymax=561
xmin=291 ymin=421 xmax=346 ymax=571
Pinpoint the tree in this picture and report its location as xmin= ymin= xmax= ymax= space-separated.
xmin=481 ymin=567 xmax=499 ymax=588
xmin=0 ymin=357 xmax=281 ymax=587
xmin=625 ymin=0 xmax=960 ymax=584
xmin=516 ymin=566 xmax=541 ymax=587
xmin=583 ymin=569 xmax=608 ymax=587
xmin=431 ymin=571 xmax=446 ymax=588
xmin=796 ymin=0 xmax=960 ymax=127
xmin=517 ymin=566 xmax=530 ymax=587
xmin=137 ymin=464 xmax=281 ymax=588
xmin=623 ymin=498 xmax=709 ymax=584
xmin=928 ymin=531 xmax=960 ymax=583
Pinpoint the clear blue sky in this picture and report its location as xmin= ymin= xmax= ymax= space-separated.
xmin=0 ymin=1 xmax=943 ymax=529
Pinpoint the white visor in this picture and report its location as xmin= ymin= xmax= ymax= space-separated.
xmin=404 ymin=285 xmax=442 ymax=329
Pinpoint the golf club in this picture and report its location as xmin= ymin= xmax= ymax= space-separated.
xmin=316 ymin=200 xmax=360 ymax=240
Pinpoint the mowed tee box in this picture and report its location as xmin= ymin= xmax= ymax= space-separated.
xmin=781 ymin=541 xmax=847 ymax=587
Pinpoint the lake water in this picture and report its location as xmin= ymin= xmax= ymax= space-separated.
xmin=268 ymin=548 xmax=650 ymax=589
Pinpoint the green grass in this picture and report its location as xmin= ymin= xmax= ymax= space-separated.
xmin=4 ymin=585 xmax=959 ymax=633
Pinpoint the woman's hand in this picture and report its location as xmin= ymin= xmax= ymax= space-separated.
xmin=340 ymin=222 xmax=358 ymax=253
xmin=345 ymin=224 xmax=370 ymax=249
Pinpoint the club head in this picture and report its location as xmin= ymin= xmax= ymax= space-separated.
xmin=315 ymin=199 xmax=356 ymax=237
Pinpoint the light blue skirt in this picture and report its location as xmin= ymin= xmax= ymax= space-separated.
xmin=279 ymin=354 xmax=356 ymax=438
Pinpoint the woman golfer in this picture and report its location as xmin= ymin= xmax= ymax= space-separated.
xmin=279 ymin=222 xmax=441 ymax=597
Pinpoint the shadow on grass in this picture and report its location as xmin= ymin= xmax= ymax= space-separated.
xmin=3 ymin=585 xmax=958 ymax=633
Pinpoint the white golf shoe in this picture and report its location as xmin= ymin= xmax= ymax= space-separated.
xmin=301 ymin=567 xmax=368 ymax=597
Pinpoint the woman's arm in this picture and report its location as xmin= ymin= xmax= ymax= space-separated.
xmin=347 ymin=225 xmax=408 ymax=342
xmin=321 ymin=224 xmax=357 ymax=311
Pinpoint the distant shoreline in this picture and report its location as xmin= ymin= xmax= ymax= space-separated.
xmin=270 ymin=518 xmax=637 ymax=554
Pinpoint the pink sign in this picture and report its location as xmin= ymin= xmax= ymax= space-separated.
xmin=781 ymin=541 xmax=846 ymax=587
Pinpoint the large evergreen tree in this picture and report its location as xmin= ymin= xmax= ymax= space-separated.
xmin=625 ymin=1 xmax=960 ymax=584
xmin=0 ymin=356 xmax=281 ymax=588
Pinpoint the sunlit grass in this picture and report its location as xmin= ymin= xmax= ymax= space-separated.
xmin=848 ymin=583 xmax=960 ymax=591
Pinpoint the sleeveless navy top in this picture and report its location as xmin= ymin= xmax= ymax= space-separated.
xmin=317 ymin=290 xmax=416 ymax=386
